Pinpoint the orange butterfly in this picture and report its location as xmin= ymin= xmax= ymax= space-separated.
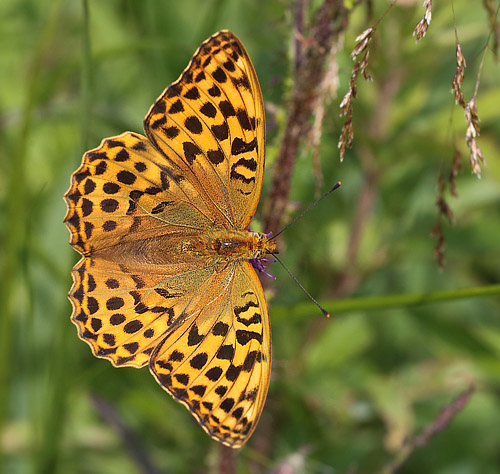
xmin=64 ymin=30 xmax=275 ymax=448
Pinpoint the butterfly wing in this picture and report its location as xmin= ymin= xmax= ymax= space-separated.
xmin=144 ymin=30 xmax=266 ymax=229
xmin=64 ymin=131 xmax=227 ymax=257
xmin=64 ymin=132 xmax=231 ymax=367
xmin=68 ymin=254 xmax=224 ymax=368
xmin=150 ymin=261 xmax=271 ymax=448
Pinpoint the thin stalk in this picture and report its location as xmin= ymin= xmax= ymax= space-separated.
xmin=274 ymin=284 xmax=500 ymax=319
xmin=81 ymin=0 xmax=91 ymax=152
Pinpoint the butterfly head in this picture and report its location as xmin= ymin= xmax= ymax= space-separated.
xmin=247 ymin=231 xmax=277 ymax=278
xmin=250 ymin=231 xmax=277 ymax=259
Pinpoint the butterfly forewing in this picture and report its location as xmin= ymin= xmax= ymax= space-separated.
xmin=64 ymin=30 xmax=271 ymax=448
xmin=64 ymin=131 xmax=224 ymax=257
xmin=144 ymin=30 xmax=265 ymax=229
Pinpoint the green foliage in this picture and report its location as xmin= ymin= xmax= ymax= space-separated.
xmin=1 ymin=1 xmax=499 ymax=473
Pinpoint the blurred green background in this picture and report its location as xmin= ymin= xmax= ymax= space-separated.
xmin=1 ymin=1 xmax=499 ymax=473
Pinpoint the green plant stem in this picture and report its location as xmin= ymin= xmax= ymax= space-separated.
xmin=0 ymin=0 xmax=63 ymax=469
xmin=81 ymin=0 xmax=90 ymax=152
xmin=274 ymin=284 xmax=500 ymax=319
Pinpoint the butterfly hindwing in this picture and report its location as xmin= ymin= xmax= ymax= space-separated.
xmin=150 ymin=261 xmax=271 ymax=448
xmin=69 ymin=251 xmax=221 ymax=368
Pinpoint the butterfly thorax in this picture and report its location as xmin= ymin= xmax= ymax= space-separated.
xmin=201 ymin=229 xmax=276 ymax=262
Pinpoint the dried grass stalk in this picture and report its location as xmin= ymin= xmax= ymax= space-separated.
xmin=464 ymin=97 xmax=486 ymax=178
xmin=451 ymin=44 xmax=466 ymax=107
xmin=451 ymin=38 xmax=487 ymax=179
xmin=414 ymin=0 xmax=433 ymax=41
xmin=338 ymin=28 xmax=374 ymax=161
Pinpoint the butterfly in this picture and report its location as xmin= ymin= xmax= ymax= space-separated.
xmin=63 ymin=30 xmax=276 ymax=448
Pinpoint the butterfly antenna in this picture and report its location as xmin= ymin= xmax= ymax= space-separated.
xmin=270 ymin=252 xmax=330 ymax=318
xmin=270 ymin=182 xmax=342 ymax=241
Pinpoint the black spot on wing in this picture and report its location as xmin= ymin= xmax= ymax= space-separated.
xmin=236 ymin=109 xmax=252 ymax=131
xmin=223 ymin=59 xmax=236 ymax=72
xmin=105 ymin=278 xmax=119 ymax=290
xmin=174 ymin=373 xmax=190 ymax=385
xmin=106 ymin=296 xmax=124 ymax=310
xmin=233 ymin=157 xmax=257 ymax=171
xmin=151 ymin=101 xmax=166 ymax=115
xmin=166 ymin=84 xmax=181 ymax=98
xmin=205 ymin=366 xmax=223 ymax=381
xmin=233 ymin=74 xmax=251 ymax=91
xmin=219 ymin=100 xmax=236 ymax=118
xmin=165 ymin=126 xmax=180 ymax=139
xmin=234 ymin=300 xmax=259 ymax=316
xmin=107 ymin=139 xmax=125 ymax=148
xmin=215 ymin=385 xmax=227 ymax=397
xmin=110 ymin=314 xmax=125 ymax=325
xmin=185 ymin=116 xmax=203 ymax=134
xmin=236 ymin=330 xmax=262 ymax=345
xmin=115 ymin=149 xmax=130 ymax=162
xmin=243 ymin=351 xmax=259 ymax=371
xmin=94 ymin=161 xmax=107 ymax=175
xmin=102 ymin=333 xmax=116 ymax=346
xmin=200 ymin=102 xmax=217 ymax=118
xmin=231 ymin=137 xmax=257 ymax=155
xmin=207 ymin=150 xmax=225 ymax=165
xmin=151 ymin=116 xmax=167 ymax=129
xmin=123 ymin=320 xmax=143 ymax=334
xmin=184 ymin=87 xmax=200 ymax=100
xmin=208 ymin=84 xmax=221 ymax=97
xmin=84 ymin=221 xmax=94 ymax=239
xmin=100 ymin=198 xmax=119 ymax=213
xmin=117 ymin=170 xmax=136 ymax=185
xmin=124 ymin=342 xmax=139 ymax=354
xmin=217 ymin=344 xmax=235 ymax=360
xmin=169 ymin=99 xmax=184 ymax=114
xmin=190 ymin=352 xmax=208 ymax=369
xmin=134 ymin=162 xmax=146 ymax=172
xmin=232 ymin=407 xmax=244 ymax=419
xmin=187 ymin=324 xmax=204 ymax=346
xmin=230 ymin=170 xmax=255 ymax=188
xmin=191 ymin=385 xmax=206 ymax=396
xmin=212 ymin=67 xmax=227 ymax=83
xmin=102 ymin=220 xmax=117 ymax=232
xmin=236 ymin=313 xmax=261 ymax=326
xmin=169 ymin=350 xmax=184 ymax=362
xmin=84 ymin=179 xmax=96 ymax=194
xmin=211 ymin=123 xmax=229 ymax=141
xmin=183 ymin=142 xmax=203 ymax=165
xmin=81 ymin=198 xmax=93 ymax=217
xmin=132 ymin=141 xmax=146 ymax=151
xmin=91 ymin=317 xmax=101 ymax=332
xmin=220 ymin=398 xmax=235 ymax=413
xmin=226 ymin=364 xmax=241 ymax=381
xmin=213 ymin=322 xmax=229 ymax=337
